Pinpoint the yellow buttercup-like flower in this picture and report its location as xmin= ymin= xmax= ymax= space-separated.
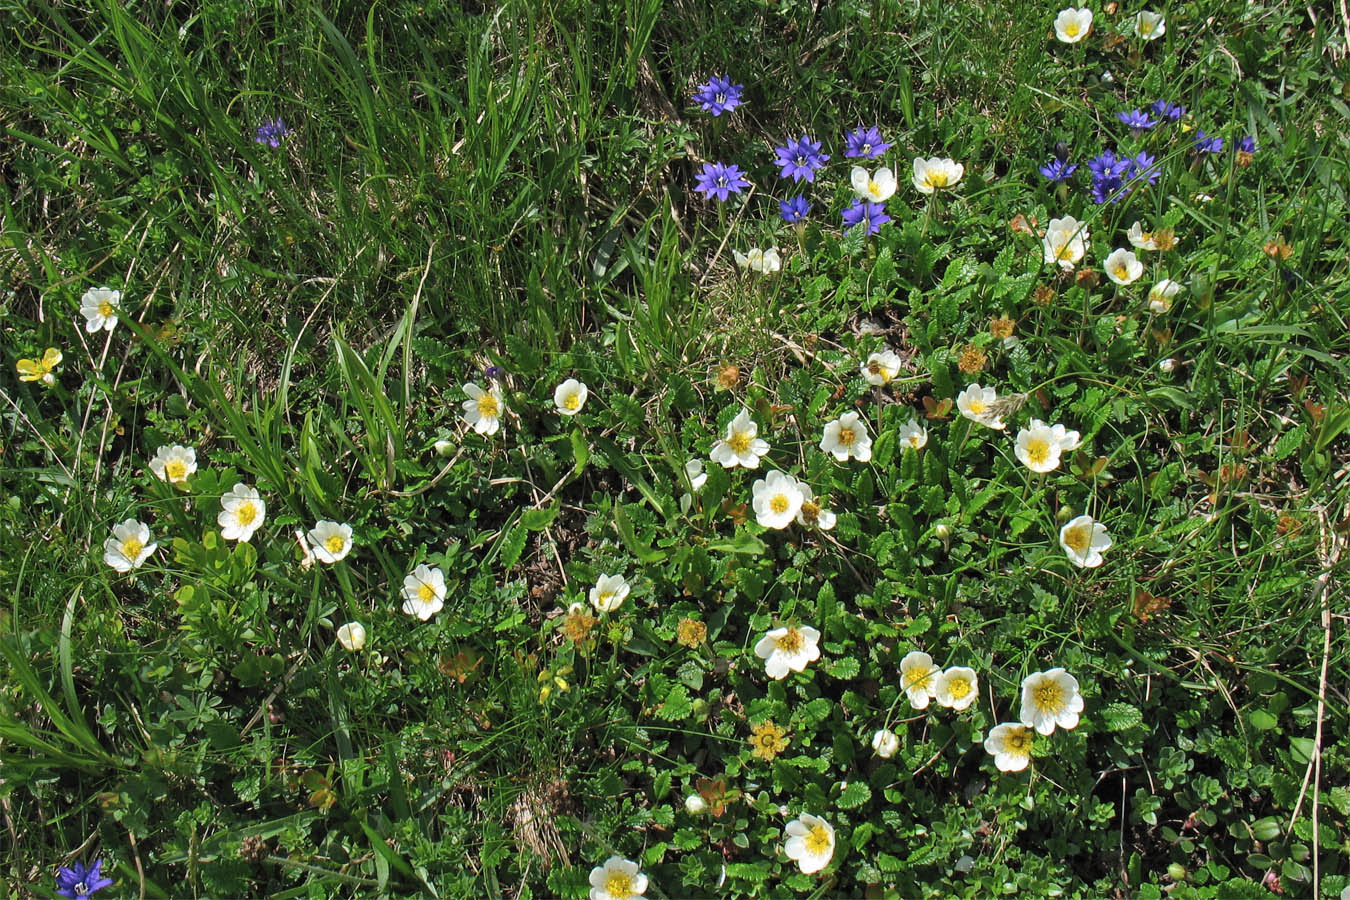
xmin=16 ymin=348 xmax=62 ymax=385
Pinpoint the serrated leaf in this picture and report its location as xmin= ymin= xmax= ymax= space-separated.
xmin=825 ymin=657 xmax=861 ymax=680
xmin=1101 ymin=703 xmax=1143 ymax=732
xmin=520 ymin=503 xmax=560 ymax=531
xmin=837 ymin=781 xmax=872 ymax=808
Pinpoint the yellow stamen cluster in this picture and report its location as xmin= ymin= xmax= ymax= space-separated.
xmin=748 ymin=720 xmax=789 ymax=761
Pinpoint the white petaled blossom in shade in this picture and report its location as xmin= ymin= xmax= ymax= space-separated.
xmin=710 ymin=408 xmax=770 ymax=469
xmin=1015 ymin=419 xmax=1067 ymax=473
xmin=401 ymin=564 xmax=447 ymax=620
xmin=589 ymin=574 xmax=630 ymax=614
xmin=860 ymin=350 xmax=903 ymax=386
xmin=752 ymin=470 xmax=804 ymax=530
xmin=80 ymin=287 xmax=121 ymax=333
xmin=911 ymin=157 xmax=965 ymax=194
xmin=1059 ymin=514 xmax=1113 ymax=568
xmin=679 ymin=458 xmax=709 ymax=514
xmin=149 ymin=444 xmax=197 ymax=484
xmin=897 ymin=418 xmax=928 ymax=450
xmin=985 ymin=722 xmax=1036 ymax=772
xmin=218 ymin=483 xmax=266 ymax=542
xmin=1020 ymin=668 xmax=1086 ymax=735
xmin=553 ymin=378 xmax=588 ymax=416
xmin=1104 ymin=248 xmax=1144 ymax=285
xmin=793 ymin=479 xmax=837 ymax=531
xmin=1042 ymin=216 xmax=1090 ymax=270
xmin=819 ymin=411 xmax=873 ymax=462
xmin=1135 ymin=10 xmax=1165 ymax=40
xmin=1147 ymin=279 xmax=1182 ymax=313
xmin=461 ymin=382 xmax=505 ymax=436
xmin=935 ymin=666 xmax=980 ymax=711
xmin=850 ymin=165 xmax=897 ymax=202
xmin=587 ymin=856 xmax=648 ymax=900
xmin=956 ymin=383 xmax=1007 ymax=430
xmin=732 ymin=247 xmax=782 ymax=274
xmin=871 ymin=728 xmax=900 ymax=758
xmin=1053 ymin=7 xmax=1093 ymax=42
xmin=754 ymin=624 xmax=821 ymax=680
xmin=1127 ymin=221 xmax=1159 ymax=251
xmin=900 ymin=650 xmax=941 ymax=709
xmin=307 ymin=520 xmax=354 ymax=564
xmin=336 ymin=622 xmax=367 ymax=651
xmin=783 ymin=813 xmax=836 ymax=875
xmin=103 ymin=518 xmax=157 ymax=572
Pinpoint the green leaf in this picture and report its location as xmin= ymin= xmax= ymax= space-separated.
xmin=1248 ymin=709 xmax=1279 ymax=731
xmin=614 ymin=503 xmax=667 ymax=563
xmin=825 ymin=657 xmax=861 ymax=680
xmin=1101 ymin=703 xmax=1143 ymax=732
xmin=521 ymin=503 xmax=560 ymax=531
xmin=570 ymin=428 xmax=590 ymax=474
xmin=707 ymin=531 xmax=766 ymax=555
xmin=837 ymin=781 xmax=872 ymax=809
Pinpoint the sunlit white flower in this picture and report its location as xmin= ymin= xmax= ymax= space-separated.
xmin=794 ymin=479 xmax=837 ymax=531
xmin=912 ymin=157 xmax=964 ymax=194
xmin=685 ymin=794 xmax=707 ymax=815
xmin=588 ymin=856 xmax=648 ymax=900
xmin=1147 ymin=279 xmax=1182 ymax=313
xmin=1020 ymin=668 xmax=1085 ymax=735
xmin=820 ymin=411 xmax=873 ymax=462
xmin=897 ymin=418 xmax=928 ymax=450
xmin=752 ymin=470 xmax=804 ymax=529
xmin=1104 ymin=248 xmax=1144 ymax=285
xmin=1059 ymin=514 xmax=1112 ymax=568
xmin=1049 ymin=422 xmax=1082 ymax=453
xmin=783 ymin=813 xmax=835 ymax=875
xmin=401 ymin=564 xmax=447 ymax=620
xmin=732 ymin=247 xmax=782 ymax=274
xmin=589 ymin=573 xmax=630 ymax=613
xmin=1135 ymin=10 xmax=1165 ymax=40
xmin=336 ymin=622 xmax=367 ymax=651
xmin=461 ymin=382 xmax=505 ymax=436
xmin=850 ymin=165 xmax=897 ymax=202
xmin=553 ymin=379 xmax=589 ymax=416
xmin=956 ymin=383 xmax=1007 ymax=430
xmin=935 ymin=666 xmax=979 ymax=711
xmin=1042 ymin=216 xmax=1090 ymax=270
xmin=871 ymin=728 xmax=900 ymax=758
xmin=1015 ymin=420 xmax=1065 ymax=473
xmin=103 ymin=518 xmax=157 ymax=572
xmin=149 ymin=444 xmax=197 ymax=484
xmin=985 ymin=722 xmax=1035 ymax=772
xmin=900 ymin=650 xmax=941 ymax=709
xmin=754 ymin=624 xmax=821 ymax=680
xmin=1053 ymin=7 xmax=1093 ymax=42
xmin=307 ymin=520 xmax=353 ymax=564
xmin=679 ymin=458 xmax=709 ymax=514
xmin=861 ymin=350 xmax=903 ymax=385
xmin=710 ymin=408 xmax=770 ymax=469
xmin=1127 ymin=221 xmax=1159 ymax=251
xmin=218 ymin=483 xmax=266 ymax=542
xmin=80 ymin=287 xmax=121 ymax=333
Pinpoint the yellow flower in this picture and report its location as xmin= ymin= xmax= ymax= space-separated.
xmin=748 ymin=720 xmax=789 ymax=761
xmin=16 ymin=348 xmax=62 ymax=385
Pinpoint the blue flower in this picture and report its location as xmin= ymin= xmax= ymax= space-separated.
xmin=1117 ymin=109 xmax=1157 ymax=132
xmin=1039 ymin=159 xmax=1079 ymax=183
xmin=692 ymin=76 xmax=744 ymax=117
xmin=254 ymin=118 xmax=291 ymax=148
xmin=843 ymin=126 xmax=891 ymax=159
xmin=841 ymin=200 xmax=890 ymax=236
xmin=1238 ymin=135 xmax=1257 ymax=154
xmin=1132 ymin=151 xmax=1161 ymax=185
xmin=1193 ymin=131 xmax=1224 ymax=154
xmin=780 ymin=195 xmax=812 ymax=223
xmin=1087 ymin=149 xmax=1134 ymax=204
xmin=693 ymin=162 xmax=749 ymax=202
xmin=773 ymin=136 xmax=829 ymax=183
xmin=56 ymin=858 xmax=113 ymax=900
xmin=1150 ymin=100 xmax=1185 ymax=121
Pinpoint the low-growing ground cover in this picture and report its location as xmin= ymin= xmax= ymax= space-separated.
xmin=3 ymin=0 xmax=1349 ymax=897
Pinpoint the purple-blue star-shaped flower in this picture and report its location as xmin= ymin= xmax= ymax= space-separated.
xmin=1150 ymin=100 xmax=1185 ymax=121
xmin=56 ymin=858 xmax=113 ymax=900
xmin=692 ymin=76 xmax=744 ymax=117
xmin=1131 ymin=151 xmax=1160 ymax=185
xmin=1117 ymin=109 xmax=1157 ymax=132
xmin=254 ymin=118 xmax=291 ymax=148
xmin=773 ymin=136 xmax=829 ymax=183
xmin=1039 ymin=159 xmax=1079 ymax=182
xmin=1238 ymin=135 xmax=1257 ymax=154
xmin=843 ymin=126 xmax=891 ymax=159
xmin=693 ymin=162 xmax=749 ymax=202
xmin=1087 ymin=149 xmax=1133 ymax=204
xmin=1193 ymin=131 xmax=1224 ymax=154
xmin=841 ymin=200 xmax=890 ymax=236
xmin=780 ymin=195 xmax=811 ymax=223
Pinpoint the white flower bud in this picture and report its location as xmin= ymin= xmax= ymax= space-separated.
xmin=1159 ymin=358 xmax=1176 ymax=374
xmin=935 ymin=523 xmax=951 ymax=540
xmin=871 ymin=728 xmax=900 ymax=758
xmin=336 ymin=622 xmax=367 ymax=651
xmin=434 ymin=439 xmax=455 ymax=457
xmin=685 ymin=794 xmax=707 ymax=814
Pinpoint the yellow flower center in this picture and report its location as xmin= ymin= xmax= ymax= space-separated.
xmin=1054 ymin=239 xmax=1075 ymax=261
xmin=234 ymin=502 xmax=257 ymax=526
xmin=837 ymin=427 xmax=856 ymax=447
xmin=418 ymin=582 xmax=436 ymax=602
xmin=121 ymin=537 xmax=144 ymax=559
xmin=597 ymin=591 xmax=614 ymax=606
xmin=477 ymin=394 xmax=499 ymax=418
xmin=1150 ymin=290 xmax=1170 ymax=309
xmin=770 ymin=494 xmax=789 ymax=514
xmin=799 ymin=501 xmax=820 ymax=525
xmin=907 ymin=435 xmax=922 ymax=448
xmin=967 ymin=399 xmax=986 ymax=415
xmin=1113 ymin=264 xmax=1130 ymax=281
xmin=775 ymin=628 xmax=803 ymax=653
xmin=728 ymin=431 xmax=752 ymax=454
xmin=904 ymin=665 xmax=936 ymax=692
xmin=805 ymin=824 xmax=832 ymax=855
xmin=1024 ymin=439 xmax=1051 ymax=466
xmin=165 ymin=459 xmax=187 ymax=482
xmin=326 ymin=535 xmax=346 ymax=555
xmin=927 ymin=171 xmax=949 ymax=188
xmin=949 ymin=676 xmax=972 ymax=699
xmin=1140 ymin=230 xmax=1154 ymax=243
xmin=867 ymin=361 xmax=883 ymax=376
xmin=98 ymin=301 xmax=114 ymax=317
xmin=1005 ymin=727 xmax=1032 ymax=752
xmin=1064 ymin=22 xmax=1080 ymax=36
xmin=867 ymin=180 xmax=883 ymax=199
xmin=604 ymin=871 xmax=633 ymax=898
xmin=562 ymin=392 xmax=580 ymax=410
xmin=1033 ymin=680 xmax=1065 ymax=714
xmin=1062 ymin=524 xmax=1090 ymax=553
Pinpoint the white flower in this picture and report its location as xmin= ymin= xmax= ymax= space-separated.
xmin=794 ymin=479 xmax=837 ymax=531
xmin=912 ymin=157 xmax=965 ymax=194
xmin=1015 ymin=419 xmax=1065 ymax=473
xmin=861 ymin=350 xmax=903 ymax=385
xmin=80 ymin=287 xmax=121 ymax=333
xmin=1049 ymin=422 xmax=1082 ymax=453
xmin=103 ymin=518 xmax=157 ymax=572
xmin=897 ymin=418 xmax=928 ymax=450
xmin=461 ymin=382 xmax=505 ymax=435
xmin=401 ymin=564 xmax=447 ymax=620
xmin=900 ymin=650 xmax=941 ymax=709
xmin=956 ymin=383 xmax=1007 ymax=430
xmin=307 ymin=520 xmax=353 ymax=564
xmin=1059 ymin=514 xmax=1112 ymax=568
xmin=553 ymin=378 xmax=588 ymax=415
xmin=148 ymin=444 xmax=197 ymax=484
xmin=336 ymin=622 xmax=367 ymax=651
xmin=434 ymin=439 xmax=455 ymax=457
xmin=732 ymin=247 xmax=782 ymax=274
xmin=218 ymin=483 xmax=266 ymax=542
xmin=1019 ymin=668 xmax=1085 ymax=735
xmin=751 ymin=470 xmax=804 ymax=529
xmin=984 ymin=722 xmax=1035 ymax=772
xmin=1104 ymin=248 xmax=1144 ymax=285
xmin=1127 ymin=221 xmax=1159 ymax=251
xmin=871 ymin=728 xmax=900 ymax=758
xmin=850 ymin=165 xmax=897 ymax=202
xmin=1053 ymin=7 xmax=1093 ymax=42
xmin=589 ymin=573 xmax=630 ymax=613
xmin=588 ymin=856 xmax=648 ymax=900
xmin=1159 ymin=358 xmax=1177 ymax=374
xmin=679 ymin=458 xmax=709 ymax=514
xmin=710 ymin=408 xmax=770 ymax=469
xmin=685 ymin=794 xmax=707 ymax=815
xmin=1147 ymin=279 xmax=1182 ymax=313
xmin=1042 ymin=216 xmax=1090 ymax=270
xmin=754 ymin=625 xmax=821 ymax=680
xmin=783 ymin=813 xmax=835 ymax=875
xmin=1135 ymin=10 xmax=1165 ymax=40
xmin=934 ymin=666 xmax=979 ymax=711
xmin=819 ymin=411 xmax=873 ymax=462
